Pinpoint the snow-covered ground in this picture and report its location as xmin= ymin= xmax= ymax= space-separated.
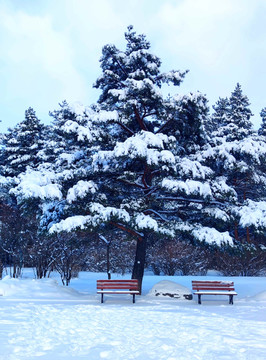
xmin=0 ymin=270 xmax=265 ymax=360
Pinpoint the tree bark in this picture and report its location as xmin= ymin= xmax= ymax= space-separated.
xmin=106 ymin=242 xmax=111 ymax=279
xmin=234 ymin=223 xmax=239 ymax=241
xmin=131 ymin=235 xmax=147 ymax=294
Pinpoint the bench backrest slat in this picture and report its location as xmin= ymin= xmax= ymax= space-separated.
xmin=192 ymin=281 xmax=235 ymax=291
xmin=97 ymin=280 xmax=139 ymax=290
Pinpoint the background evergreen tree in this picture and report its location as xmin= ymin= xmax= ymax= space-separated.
xmin=210 ymin=97 xmax=230 ymax=135
xmin=1 ymin=107 xmax=45 ymax=177
xmin=217 ymin=83 xmax=253 ymax=141
xmin=202 ymin=86 xmax=266 ymax=245
xmin=258 ymin=107 xmax=266 ymax=136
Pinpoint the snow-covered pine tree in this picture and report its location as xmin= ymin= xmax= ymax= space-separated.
xmin=10 ymin=102 xmax=105 ymax=281
xmin=1 ymin=107 xmax=45 ymax=177
xmin=210 ymin=97 xmax=230 ymax=135
xmin=215 ymin=83 xmax=253 ymax=141
xmin=45 ymin=100 xmax=83 ymax=164
xmin=202 ymin=86 xmax=266 ymax=245
xmin=28 ymin=100 xmax=103 ymax=230
xmin=41 ymin=100 xmax=106 ymax=186
xmin=0 ymin=108 xmax=46 ymax=276
xmin=258 ymin=107 xmax=266 ymax=137
xmin=73 ymin=26 xmax=234 ymax=289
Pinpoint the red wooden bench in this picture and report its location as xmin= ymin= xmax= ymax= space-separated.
xmin=97 ymin=279 xmax=140 ymax=303
xmin=192 ymin=280 xmax=237 ymax=304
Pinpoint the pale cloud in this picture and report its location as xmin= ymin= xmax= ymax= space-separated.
xmin=0 ymin=0 xmax=265 ymax=131
xmin=157 ymin=0 xmax=258 ymax=68
xmin=0 ymin=9 xmax=87 ymax=99
xmin=152 ymin=0 xmax=266 ymax=127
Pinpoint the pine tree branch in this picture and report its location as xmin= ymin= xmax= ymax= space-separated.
xmin=117 ymin=122 xmax=135 ymax=136
xmin=157 ymin=196 xmax=228 ymax=207
xmin=142 ymin=165 xmax=154 ymax=189
xmin=105 ymin=47 xmax=128 ymax=79
xmin=143 ymin=112 xmax=157 ymax=119
xmin=110 ymin=221 xmax=143 ymax=241
xmin=143 ymin=185 xmax=159 ymax=196
xmin=133 ymin=105 xmax=148 ymax=131
xmin=155 ymin=119 xmax=173 ymax=134
xmin=143 ymin=209 xmax=167 ymax=221
xmin=118 ymin=178 xmax=146 ymax=189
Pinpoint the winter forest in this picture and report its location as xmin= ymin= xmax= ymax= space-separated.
xmin=0 ymin=26 xmax=265 ymax=289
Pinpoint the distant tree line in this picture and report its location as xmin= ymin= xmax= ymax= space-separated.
xmin=0 ymin=26 xmax=265 ymax=286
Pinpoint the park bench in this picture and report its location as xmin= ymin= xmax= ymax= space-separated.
xmin=97 ymin=279 xmax=140 ymax=303
xmin=192 ymin=280 xmax=237 ymax=304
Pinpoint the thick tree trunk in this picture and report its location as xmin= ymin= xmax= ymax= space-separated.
xmin=131 ymin=235 xmax=147 ymax=294
xmin=234 ymin=223 xmax=239 ymax=241
xmin=246 ymin=227 xmax=250 ymax=243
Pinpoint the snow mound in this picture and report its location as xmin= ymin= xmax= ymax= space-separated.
xmin=247 ymin=291 xmax=266 ymax=302
xmin=148 ymin=280 xmax=192 ymax=300
xmin=0 ymin=276 xmax=84 ymax=299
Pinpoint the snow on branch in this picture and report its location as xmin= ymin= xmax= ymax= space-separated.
xmin=201 ymin=137 xmax=266 ymax=169
xmin=178 ymin=158 xmax=214 ymax=179
xmin=202 ymin=208 xmax=231 ymax=222
xmin=90 ymin=203 xmax=131 ymax=223
xmin=192 ymin=226 xmax=234 ymax=246
xmin=62 ymin=120 xmax=98 ymax=142
xmin=236 ymin=137 xmax=266 ymax=163
xmin=67 ymin=180 xmax=98 ymax=203
xmin=162 ymin=179 xmax=212 ymax=199
xmin=49 ymin=203 xmax=131 ymax=234
xmin=236 ymin=200 xmax=266 ymax=229
xmin=134 ymin=213 xmax=174 ymax=236
xmin=211 ymin=177 xmax=238 ymax=202
xmin=11 ymin=168 xmax=62 ymax=201
xmin=93 ymin=110 xmax=119 ymax=123
xmin=49 ymin=215 xmax=93 ymax=233
xmin=0 ymin=175 xmax=14 ymax=187
xmin=135 ymin=213 xmax=158 ymax=231
xmin=157 ymin=70 xmax=188 ymax=86
xmin=94 ymin=131 xmax=176 ymax=168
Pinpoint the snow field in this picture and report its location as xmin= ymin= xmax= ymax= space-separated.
xmin=0 ymin=271 xmax=265 ymax=360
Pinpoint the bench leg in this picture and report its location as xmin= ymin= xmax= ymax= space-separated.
xmin=198 ymin=294 xmax=201 ymax=304
xmin=229 ymin=295 xmax=233 ymax=305
xmin=133 ymin=294 xmax=136 ymax=304
xmin=101 ymin=293 xmax=104 ymax=304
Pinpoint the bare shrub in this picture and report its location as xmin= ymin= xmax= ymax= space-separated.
xmin=214 ymin=245 xmax=266 ymax=276
xmin=147 ymin=239 xmax=209 ymax=276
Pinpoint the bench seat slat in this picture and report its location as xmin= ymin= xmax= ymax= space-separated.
xmin=97 ymin=283 xmax=137 ymax=288
xmin=194 ymin=291 xmax=237 ymax=295
xmin=97 ymin=279 xmax=138 ymax=283
xmin=97 ymin=288 xmax=139 ymax=291
xmin=193 ymin=284 xmax=234 ymax=286
xmin=97 ymin=283 xmax=138 ymax=286
xmin=97 ymin=283 xmax=139 ymax=286
xmin=193 ymin=287 xmax=235 ymax=291
xmin=97 ymin=280 xmax=138 ymax=283
xmin=192 ymin=284 xmax=234 ymax=286
xmin=97 ymin=290 xmax=139 ymax=294
xmin=192 ymin=281 xmax=233 ymax=284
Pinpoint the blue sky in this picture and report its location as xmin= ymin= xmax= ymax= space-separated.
xmin=0 ymin=0 xmax=265 ymax=133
